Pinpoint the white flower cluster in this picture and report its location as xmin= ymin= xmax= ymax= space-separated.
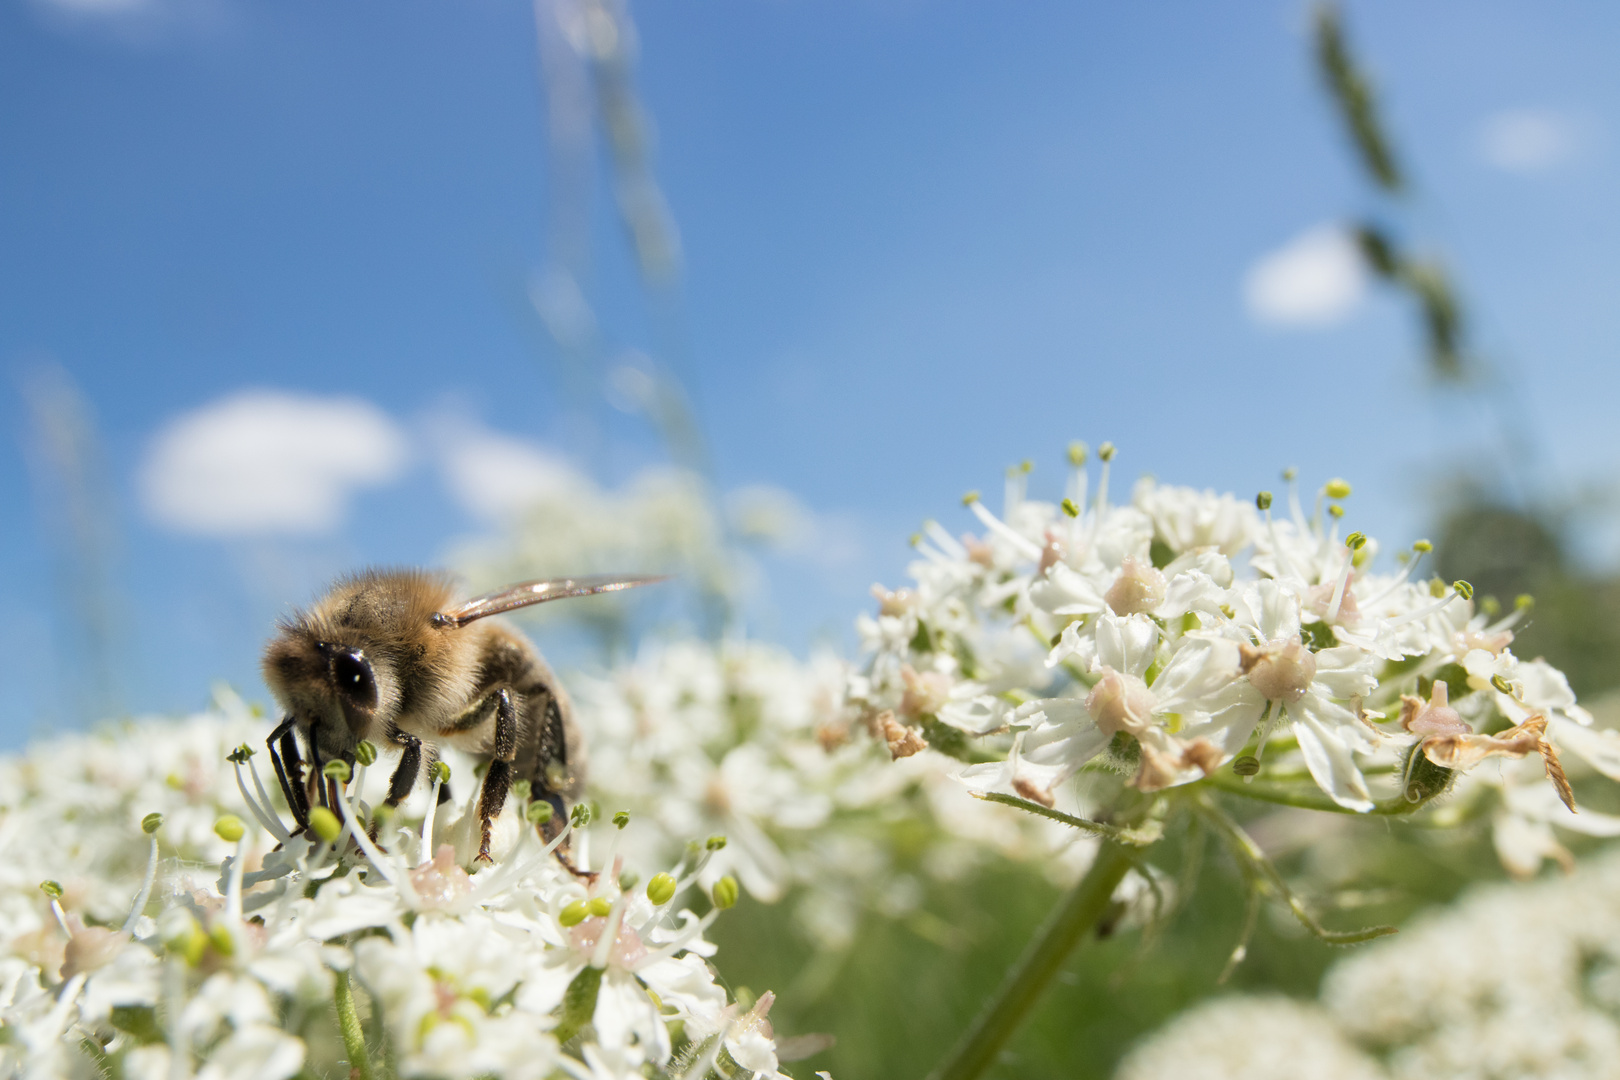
xmin=1118 ymin=845 xmax=1620 ymax=1080
xmin=0 ymin=692 xmax=792 ymax=1080
xmin=451 ymin=463 xmax=815 ymax=642
xmin=573 ymin=638 xmax=1096 ymax=951
xmin=1114 ymin=995 xmax=1385 ymax=1080
xmin=849 ymin=447 xmax=1620 ymax=873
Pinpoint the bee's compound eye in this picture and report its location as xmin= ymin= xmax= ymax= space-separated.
xmin=329 ymin=649 xmax=378 ymax=711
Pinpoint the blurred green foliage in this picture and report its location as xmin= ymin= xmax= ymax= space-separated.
xmin=1437 ymin=504 xmax=1620 ymax=699
xmin=713 ymin=799 xmax=1515 ymax=1080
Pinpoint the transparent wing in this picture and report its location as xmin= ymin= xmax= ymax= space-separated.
xmin=432 ymin=574 xmax=668 ymax=629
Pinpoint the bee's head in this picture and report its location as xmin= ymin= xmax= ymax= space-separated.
xmin=263 ymin=626 xmax=395 ymax=760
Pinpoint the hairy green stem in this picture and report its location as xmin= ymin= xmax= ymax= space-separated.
xmin=1192 ymin=791 xmax=1396 ymax=945
xmin=334 ymin=969 xmax=376 ymax=1080
xmin=974 ymin=793 xmax=1161 ymax=846
xmin=1200 ymin=766 xmax=1439 ymax=816
xmin=926 ymin=842 xmax=1133 ymax=1080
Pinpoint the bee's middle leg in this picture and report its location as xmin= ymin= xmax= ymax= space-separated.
xmin=476 ymin=689 xmax=518 ymax=863
xmin=369 ymin=731 xmax=424 ymax=844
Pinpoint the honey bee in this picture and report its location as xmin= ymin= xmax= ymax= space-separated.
xmin=261 ymin=570 xmax=662 ymax=864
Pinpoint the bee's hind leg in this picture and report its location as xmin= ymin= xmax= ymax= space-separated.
xmin=475 ymin=689 xmax=519 ymax=863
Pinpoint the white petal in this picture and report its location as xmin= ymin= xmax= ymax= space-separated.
xmin=1311 ymin=647 xmax=1379 ymax=700
xmin=1293 ymin=710 xmax=1373 ymax=812
xmin=1095 ymin=612 xmax=1160 ymax=678
xmin=1030 ymin=563 xmax=1106 ymax=616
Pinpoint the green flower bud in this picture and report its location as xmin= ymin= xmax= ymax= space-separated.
xmin=141 ymin=812 xmax=163 ymax=835
xmin=586 ymin=896 xmax=612 ymax=918
xmin=712 ymin=876 xmax=739 ymax=910
xmin=214 ymin=815 xmax=245 ymax=843
xmin=308 ymin=806 xmax=342 ymax=843
xmin=1060 ymin=498 xmax=1079 ymax=518
xmin=526 ymin=801 xmax=554 ymax=825
xmin=181 ymin=924 xmax=208 ymax=966
xmin=1255 ymin=491 xmax=1272 ymax=511
xmin=559 ymin=901 xmax=589 ymax=927
xmin=612 ymin=810 xmax=630 ymax=830
xmin=354 ymin=740 xmax=378 ymax=767
xmin=1067 ymin=441 xmax=1088 ymax=466
xmin=39 ymin=880 xmax=63 ymax=900
xmin=1097 ymin=441 xmax=1116 ymax=462
xmin=1324 ymin=478 xmax=1352 ymax=499
xmin=705 ymin=834 xmax=728 ymax=851
xmin=646 ymin=872 xmax=677 ymax=905
xmin=322 ymin=760 xmax=351 ymax=784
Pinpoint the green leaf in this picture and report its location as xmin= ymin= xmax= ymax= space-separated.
xmin=552 ymin=965 xmax=605 ymax=1045
xmin=110 ymin=1005 xmax=165 ymax=1045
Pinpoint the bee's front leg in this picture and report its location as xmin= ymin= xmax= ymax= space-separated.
xmin=476 ymin=689 xmax=518 ymax=863
xmin=266 ymin=717 xmax=311 ymax=833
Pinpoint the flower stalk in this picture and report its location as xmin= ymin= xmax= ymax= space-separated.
xmin=926 ymin=841 xmax=1134 ymax=1080
xmin=333 ymin=968 xmax=377 ymax=1080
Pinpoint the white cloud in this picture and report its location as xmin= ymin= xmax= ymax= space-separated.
xmin=438 ymin=429 xmax=589 ymax=522
xmin=1243 ymin=225 xmax=1366 ymax=328
xmin=1479 ymin=108 xmax=1578 ymax=174
xmin=139 ymin=390 xmax=409 ymax=536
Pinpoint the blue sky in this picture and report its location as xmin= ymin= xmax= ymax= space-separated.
xmin=4 ymin=0 xmax=1619 ymax=742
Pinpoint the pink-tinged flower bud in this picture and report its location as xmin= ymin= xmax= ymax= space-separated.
xmin=962 ymin=534 xmax=995 ymax=568
xmin=870 ymin=584 xmax=916 ymax=617
xmin=1400 ymin=681 xmax=1469 ymax=737
xmin=1038 ymin=532 xmax=1065 ymax=574
xmin=1239 ymin=637 xmax=1317 ymax=704
xmin=61 ymin=919 xmax=130 ymax=980
xmin=1105 ymin=556 xmax=1167 ymax=616
xmin=899 ymin=666 xmax=952 ymax=719
xmin=410 ymin=844 xmax=473 ymax=912
xmin=1086 ymin=667 xmax=1157 ymax=738
xmin=1305 ymin=582 xmax=1361 ymax=625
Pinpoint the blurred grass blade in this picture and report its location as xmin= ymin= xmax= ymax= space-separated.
xmin=1314 ymin=3 xmax=1403 ymax=192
